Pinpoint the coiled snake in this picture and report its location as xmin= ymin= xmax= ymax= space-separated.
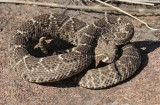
xmin=8 ymin=13 xmax=141 ymax=89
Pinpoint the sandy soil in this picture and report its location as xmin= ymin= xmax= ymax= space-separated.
xmin=0 ymin=0 xmax=160 ymax=105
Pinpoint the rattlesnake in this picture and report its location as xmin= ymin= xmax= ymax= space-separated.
xmin=8 ymin=13 xmax=141 ymax=89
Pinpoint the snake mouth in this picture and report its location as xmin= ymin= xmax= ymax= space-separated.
xmin=26 ymin=37 xmax=75 ymax=58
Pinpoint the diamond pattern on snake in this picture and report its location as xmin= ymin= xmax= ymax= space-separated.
xmin=8 ymin=13 xmax=141 ymax=89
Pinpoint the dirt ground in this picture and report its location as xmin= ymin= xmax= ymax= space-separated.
xmin=0 ymin=0 xmax=160 ymax=105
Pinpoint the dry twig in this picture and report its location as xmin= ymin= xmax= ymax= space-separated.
xmin=111 ymin=0 xmax=154 ymax=5
xmin=138 ymin=0 xmax=160 ymax=4
xmin=95 ymin=0 xmax=158 ymax=30
xmin=0 ymin=0 xmax=159 ymax=14
xmin=0 ymin=0 xmax=159 ymax=13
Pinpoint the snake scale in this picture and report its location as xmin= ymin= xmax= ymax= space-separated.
xmin=8 ymin=13 xmax=141 ymax=89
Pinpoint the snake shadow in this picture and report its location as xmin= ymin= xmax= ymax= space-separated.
xmin=39 ymin=40 xmax=160 ymax=89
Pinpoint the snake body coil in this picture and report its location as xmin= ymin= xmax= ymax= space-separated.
xmin=8 ymin=13 xmax=141 ymax=89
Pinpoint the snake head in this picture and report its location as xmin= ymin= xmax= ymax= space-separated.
xmin=95 ymin=38 xmax=117 ymax=67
